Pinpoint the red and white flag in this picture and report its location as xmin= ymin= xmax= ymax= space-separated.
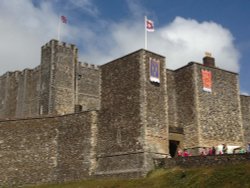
xmin=146 ymin=18 xmax=154 ymax=32
xmin=57 ymin=15 xmax=67 ymax=41
xmin=61 ymin=15 xmax=67 ymax=24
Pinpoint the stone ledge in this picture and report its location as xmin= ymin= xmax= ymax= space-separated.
xmin=154 ymin=153 xmax=250 ymax=169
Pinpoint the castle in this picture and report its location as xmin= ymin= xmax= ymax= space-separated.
xmin=0 ymin=39 xmax=249 ymax=186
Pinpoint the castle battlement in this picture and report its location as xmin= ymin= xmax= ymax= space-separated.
xmin=0 ymin=66 xmax=41 ymax=80
xmin=42 ymin=39 xmax=77 ymax=50
xmin=33 ymin=65 xmax=41 ymax=72
xmin=5 ymin=70 xmax=22 ymax=78
xmin=79 ymin=61 xmax=100 ymax=69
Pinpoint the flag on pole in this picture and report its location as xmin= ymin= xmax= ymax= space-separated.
xmin=61 ymin=15 xmax=67 ymax=24
xmin=144 ymin=16 xmax=154 ymax=49
xmin=58 ymin=15 xmax=67 ymax=41
xmin=145 ymin=18 xmax=154 ymax=32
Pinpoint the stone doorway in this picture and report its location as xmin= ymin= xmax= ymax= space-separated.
xmin=169 ymin=140 xmax=180 ymax=157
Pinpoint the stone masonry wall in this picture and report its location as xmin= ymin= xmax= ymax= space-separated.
xmin=0 ymin=111 xmax=97 ymax=187
xmin=174 ymin=63 xmax=198 ymax=149
xmin=0 ymin=73 xmax=8 ymax=119
xmin=2 ymin=72 xmax=20 ymax=118
xmin=39 ymin=40 xmax=78 ymax=116
xmin=39 ymin=42 xmax=53 ymax=115
xmin=28 ymin=67 xmax=40 ymax=116
xmin=166 ymin=70 xmax=178 ymax=131
xmin=0 ymin=68 xmax=40 ymax=119
xmin=56 ymin=111 xmax=98 ymax=182
xmin=241 ymin=95 xmax=250 ymax=145
xmin=49 ymin=40 xmax=78 ymax=115
xmin=142 ymin=51 xmax=168 ymax=171
xmin=196 ymin=64 xmax=244 ymax=147
xmin=15 ymin=71 xmax=25 ymax=117
xmin=77 ymin=63 xmax=100 ymax=111
xmin=155 ymin=153 xmax=250 ymax=169
xmin=16 ymin=68 xmax=40 ymax=118
xmin=96 ymin=50 xmax=144 ymax=177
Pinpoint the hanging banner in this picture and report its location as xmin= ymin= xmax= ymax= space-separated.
xmin=202 ymin=69 xmax=212 ymax=92
xmin=149 ymin=58 xmax=160 ymax=83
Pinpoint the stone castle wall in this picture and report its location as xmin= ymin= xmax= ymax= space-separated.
xmin=0 ymin=73 xmax=9 ymax=118
xmin=241 ymin=95 xmax=250 ymax=145
xmin=96 ymin=49 xmax=169 ymax=177
xmin=156 ymin=153 xmax=250 ymax=169
xmin=196 ymin=64 xmax=244 ymax=147
xmin=0 ymin=111 xmax=97 ymax=187
xmin=174 ymin=63 xmax=199 ymax=149
xmin=0 ymin=73 xmax=6 ymax=118
xmin=0 ymin=72 xmax=20 ymax=119
xmin=166 ymin=70 xmax=178 ymax=130
xmin=171 ymin=62 xmax=244 ymax=154
xmin=0 ymin=40 xmax=100 ymax=119
xmin=96 ymin=50 xmax=144 ymax=177
xmin=142 ymin=51 xmax=169 ymax=170
xmin=77 ymin=62 xmax=100 ymax=111
xmin=15 ymin=68 xmax=40 ymax=118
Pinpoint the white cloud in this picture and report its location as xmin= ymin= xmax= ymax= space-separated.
xmin=0 ymin=0 xmax=58 ymax=74
xmin=0 ymin=0 xmax=93 ymax=75
xmin=241 ymin=92 xmax=249 ymax=96
xmin=81 ymin=16 xmax=240 ymax=73
xmin=66 ymin=0 xmax=99 ymax=16
xmin=0 ymin=1 xmax=240 ymax=76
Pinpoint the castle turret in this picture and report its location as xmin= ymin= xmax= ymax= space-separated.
xmin=39 ymin=39 xmax=78 ymax=115
xmin=174 ymin=56 xmax=244 ymax=155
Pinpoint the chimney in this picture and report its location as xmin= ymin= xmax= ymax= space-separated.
xmin=203 ymin=52 xmax=215 ymax=67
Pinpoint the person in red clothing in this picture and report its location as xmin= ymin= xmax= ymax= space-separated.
xmin=177 ymin=149 xmax=182 ymax=157
xmin=208 ymin=148 xmax=213 ymax=155
xmin=183 ymin=149 xmax=189 ymax=157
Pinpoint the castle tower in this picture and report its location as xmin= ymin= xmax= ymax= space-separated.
xmin=175 ymin=55 xmax=244 ymax=154
xmin=39 ymin=40 xmax=78 ymax=115
xmin=96 ymin=49 xmax=169 ymax=177
xmin=0 ymin=72 xmax=20 ymax=118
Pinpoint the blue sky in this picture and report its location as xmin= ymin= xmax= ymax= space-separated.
xmin=0 ymin=0 xmax=249 ymax=94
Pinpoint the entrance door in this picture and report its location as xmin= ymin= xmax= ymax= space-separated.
xmin=169 ymin=140 xmax=180 ymax=157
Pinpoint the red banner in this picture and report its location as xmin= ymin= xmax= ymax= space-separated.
xmin=202 ymin=69 xmax=212 ymax=92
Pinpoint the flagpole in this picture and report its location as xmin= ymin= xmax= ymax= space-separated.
xmin=145 ymin=16 xmax=147 ymax=50
xmin=57 ymin=15 xmax=61 ymax=41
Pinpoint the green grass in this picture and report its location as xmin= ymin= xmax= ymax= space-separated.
xmin=24 ymin=162 xmax=250 ymax=188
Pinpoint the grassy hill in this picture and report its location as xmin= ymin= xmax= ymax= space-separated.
xmin=24 ymin=162 xmax=250 ymax=188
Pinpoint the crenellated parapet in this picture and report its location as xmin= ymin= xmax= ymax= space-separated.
xmin=79 ymin=61 xmax=100 ymax=70
xmin=41 ymin=39 xmax=77 ymax=51
xmin=0 ymin=66 xmax=40 ymax=80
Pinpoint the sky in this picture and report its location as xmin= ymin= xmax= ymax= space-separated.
xmin=0 ymin=0 xmax=249 ymax=95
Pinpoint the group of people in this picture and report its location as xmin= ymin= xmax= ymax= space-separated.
xmin=200 ymin=146 xmax=217 ymax=156
xmin=177 ymin=149 xmax=191 ymax=157
xmin=177 ymin=142 xmax=250 ymax=157
xmin=200 ymin=143 xmax=248 ymax=156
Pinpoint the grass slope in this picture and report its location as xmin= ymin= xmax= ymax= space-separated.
xmin=25 ymin=162 xmax=250 ymax=188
